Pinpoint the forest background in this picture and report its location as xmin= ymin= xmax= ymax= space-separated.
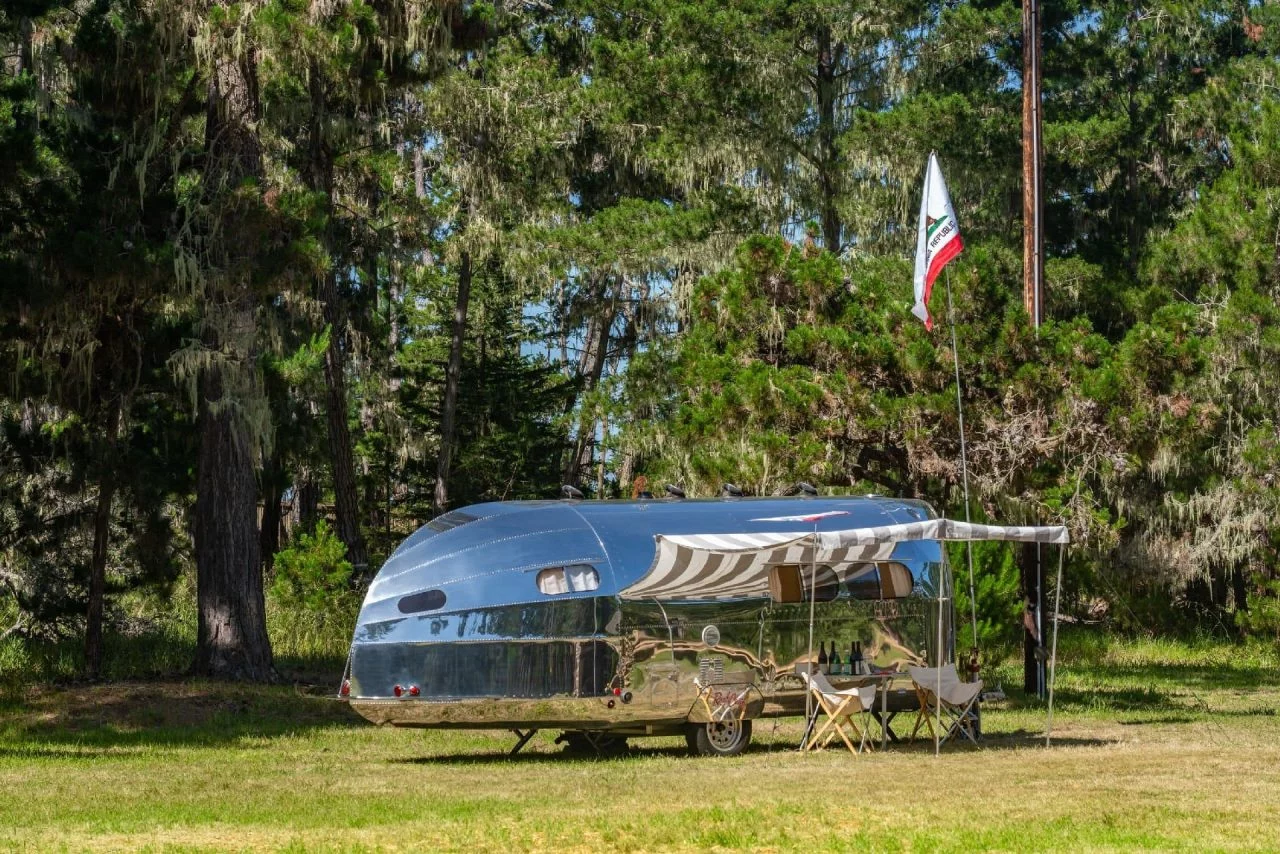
xmin=2 ymin=0 xmax=1279 ymax=683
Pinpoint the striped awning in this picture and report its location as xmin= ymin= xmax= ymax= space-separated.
xmin=619 ymin=518 xmax=1068 ymax=601
xmin=815 ymin=519 xmax=1069 ymax=549
xmin=619 ymin=532 xmax=895 ymax=601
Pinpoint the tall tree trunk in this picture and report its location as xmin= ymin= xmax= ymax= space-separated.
xmin=307 ymin=61 xmax=369 ymax=573
xmin=84 ymin=454 xmax=115 ymax=680
xmin=195 ymin=366 xmax=274 ymax=681
xmin=815 ymin=24 xmax=841 ymax=254
xmin=320 ymin=268 xmax=370 ymax=573
xmin=298 ymin=473 xmax=320 ymax=532
xmin=193 ymin=22 xmax=274 ymax=681
xmin=259 ymin=451 xmax=285 ymax=574
xmin=433 ymin=248 xmax=472 ymax=513
xmin=562 ymin=277 xmax=615 ymax=487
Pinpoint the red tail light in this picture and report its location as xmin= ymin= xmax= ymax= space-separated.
xmin=339 ymin=680 xmax=351 ymax=697
xmin=408 ymin=685 xmax=420 ymax=697
xmin=393 ymin=684 xmax=403 ymax=697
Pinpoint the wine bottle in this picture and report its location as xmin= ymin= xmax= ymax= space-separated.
xmin=817 ymin=641 xmax=828 ymax=674
xmin=849 ymin=641 xmax=858 ymax=675
xmin=830 ymin=647 xmax=841 ymax=676
xmin=853 ymin=640 xmax=864 ymax=675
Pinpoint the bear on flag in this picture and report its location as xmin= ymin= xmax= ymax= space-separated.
xmin=912 ymin=152 xmax=964 ymax=329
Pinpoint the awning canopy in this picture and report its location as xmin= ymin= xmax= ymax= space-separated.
xmin=814 ymin=518 xmax=1070 ymax=549
xmin=618 ymin=518 xmax=1068 ymax=601
xmin=620 ymin=532 xmax=895 ymax=601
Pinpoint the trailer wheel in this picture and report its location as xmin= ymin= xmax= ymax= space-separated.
xmin=687 ymin=719 xmax=752 ymax=757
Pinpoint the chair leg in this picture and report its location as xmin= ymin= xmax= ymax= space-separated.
xmin=938 ymin=700 xmax=981 ymax=748
xmin=858 ymin=711 xmax=874 ymax=753
xmin=909 ymin=706 xmax=935 ymax=742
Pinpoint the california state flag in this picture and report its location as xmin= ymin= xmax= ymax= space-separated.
xmin=912 ymin=152 xmax=964 ymax=329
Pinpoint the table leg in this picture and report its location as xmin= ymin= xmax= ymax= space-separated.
xmin=880 ymin=683 xmax=889 ymax=749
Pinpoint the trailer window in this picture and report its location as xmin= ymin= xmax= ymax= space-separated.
xmin=398 ymin=589 xmax=446 ymax=613
xmin=537 ymin=565 xmax=599 ymax=595
xmin=879 ymin=562 xmax=913 ymax=598
xmin=809 ymin=565 xmax=841 ymax=602
xmin=845 ymin=562 xmax=914 ymax=600
xmin=771 ymin=564 xmax=840 ymax=602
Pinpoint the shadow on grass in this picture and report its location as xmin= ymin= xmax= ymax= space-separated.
xmin=0 ymin=680 xmax=363 ymax=753
xmin=391 ymin=727 xmax=1116 ymax=765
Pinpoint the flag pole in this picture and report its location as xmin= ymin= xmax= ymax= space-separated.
xmin=944 ymin=268 xmax=979 ymax=655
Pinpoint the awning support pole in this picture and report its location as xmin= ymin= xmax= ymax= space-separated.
xmin=803 ymin=526 xmax=819 ymax=743
xmin=1045 ymin=546 xmax=1065 ymax=746
xmin=935 ymin=573 xmax=945 ymax=757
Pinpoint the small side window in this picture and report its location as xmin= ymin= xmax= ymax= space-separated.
xmin=537 ymin=568 xmax=568 ymax=594
xmin=398 ymin=589 xmax=446 ymax=613
xmin=537 ymin=565 xmax=600 ymax=595
xmin=566 ymin=564 xmax=600 ymax=592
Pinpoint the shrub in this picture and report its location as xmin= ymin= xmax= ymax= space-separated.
xmin=271 ymin=521 xmax=357 ymax=616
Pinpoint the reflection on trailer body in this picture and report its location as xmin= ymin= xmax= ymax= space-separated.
xmin=346 ymin=497 xmax=953 ymax=746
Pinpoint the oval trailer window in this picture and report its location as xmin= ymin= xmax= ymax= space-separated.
xmin=397 ymin=589 xmax=446 ymax=614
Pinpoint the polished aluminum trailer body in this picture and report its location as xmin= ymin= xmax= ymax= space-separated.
xmin=346 ymin=497 xmax=953 ymax=736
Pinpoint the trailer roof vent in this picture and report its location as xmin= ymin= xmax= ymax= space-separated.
xmin=398 ymin=589 xmax=447 ymax=614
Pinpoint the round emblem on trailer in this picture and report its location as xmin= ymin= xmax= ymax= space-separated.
xmin=701 ymin=625 xmax=721 ymax=648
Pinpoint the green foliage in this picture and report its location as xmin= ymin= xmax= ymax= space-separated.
xmin=1238 ymin=576 xmax=1280 ymax=646
xmin=953 ymin=540 xmax=1023 ymax=658
xmin=4 ymin=0 xmax=1280 ymax=680
xmin=270 ymin=522 xmax=357 ymax=616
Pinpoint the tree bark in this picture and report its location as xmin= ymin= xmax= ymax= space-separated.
xmin=433 ymin=248 xmax=472 ymax=513
xmin=195 ymin=367 xmax=274 ymax=681
xmin=320 ymin=269 xmax=370 ymax=573
xmin=259 ymin=452 xmax=285 ymax=574
xmin=306 ymin=62 xmax=370 ymax=574
xmin=562 ymin=276 xmax=615 ymax=487
xmin=84 ymin=458 xmax=115 ymax=681
xmin=193 ymin=18 xmax=274 ymax=681
xmin=815 ymin=24 xmax=842 ymax=254
xmin=297 ymin=473 xmax=320 ymax=532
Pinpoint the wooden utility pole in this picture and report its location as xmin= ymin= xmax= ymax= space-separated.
xmin=1022 ymin=0 xmax=1044 ymax=328
xmin=1022 ymin=0 xmax=1046 ymax=697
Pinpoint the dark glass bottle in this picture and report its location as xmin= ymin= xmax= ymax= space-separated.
xmin=830 ymin=646 xmax=841 ymax=675
xmin=850 ymin=641 xmax=858 ymax=675
xmin=817 ymin=641 xmax=828 ymax=674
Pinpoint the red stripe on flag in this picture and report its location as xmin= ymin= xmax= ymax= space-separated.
xmin=925 ymin=236 xmax=964 ymax=289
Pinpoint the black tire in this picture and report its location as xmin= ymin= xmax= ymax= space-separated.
xmin=687 ymin=719 xmax=752 ymax=757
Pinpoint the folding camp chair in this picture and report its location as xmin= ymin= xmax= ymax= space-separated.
xmin=799 ymin=669 xmax=878 ymax=754
xmin=907 ymin=665 xmax=983 ymax=748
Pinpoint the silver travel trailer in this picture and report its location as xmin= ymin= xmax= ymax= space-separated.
xmin=343 ymin=495 xmax=957 ymax=755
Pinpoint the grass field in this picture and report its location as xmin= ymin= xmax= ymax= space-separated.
xmin=2 ymin=631 xmax=1279 ymax=852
